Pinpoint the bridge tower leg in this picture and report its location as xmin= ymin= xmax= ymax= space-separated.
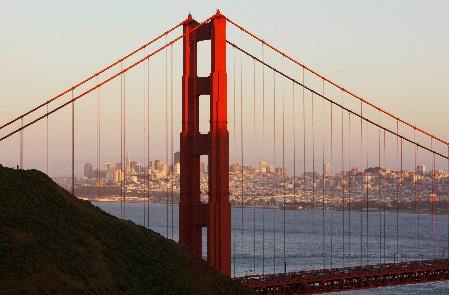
xmin=180 ymin=11 xmax=230 ymax=276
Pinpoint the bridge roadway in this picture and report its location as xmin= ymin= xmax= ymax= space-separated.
xmin=238 ymin=259 xmax=449 ymax=294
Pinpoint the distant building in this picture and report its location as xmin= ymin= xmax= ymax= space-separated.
xmin=267 ymin=164 xmax=274 ymax=174
xmin=83 ymin=163 xmax=93 ymax=178
xmin=105 ymin=171 xmax=114 ymax=184
xmin=259 ymin=160 xmax=267 ymax=174
xmin=230 ymin=161 xmax=241 ymax=172
xmin=174 ymin=151 xmax=180 ymax=165
xmin=200 ymin=161 xmax=207 ymax=174
xmin=104 ymin=163 xmax=113 ymax=172
xmin=416 ymin=165 xmax=426 ymax=175
xmin=130 ymin=160 xmax=138 ymax=173
xmin=275 ymin=166 xmax=287 ymax=176
xmin=351 ymin=167 xmax=360 ymax=175
xmin=175 ymin=162 xmax=180 ymax=175
xmin=428 ymin=193 xmax=439 ymax=203
xmin=126 ymin=153 xmax=131 ymax=172
xmin=323 ymin=162 xmax=332 ymax=177
xmin=114 ymin=169 xmax=124 ymax=183
xmin=154 ymin=160 xmax=161 ymax=171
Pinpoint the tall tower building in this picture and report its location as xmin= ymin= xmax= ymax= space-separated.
xmin=259 ymin=160 xmax=267 ymax=174
xmin=83 ymin=163 xmax=93 ymax=178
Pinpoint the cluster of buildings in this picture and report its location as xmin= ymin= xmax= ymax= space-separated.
xmin=72 ymin=154 xmax=449 ymax=212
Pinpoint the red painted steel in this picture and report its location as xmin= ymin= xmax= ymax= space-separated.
xmin=240 ymin=259 xmax=449 ymax=294
xmin=180 ymin=11 xmax=231 ymax=276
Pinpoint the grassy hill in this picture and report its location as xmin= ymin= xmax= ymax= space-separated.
xmin=0 ymin=165 xmax=252 ymax=294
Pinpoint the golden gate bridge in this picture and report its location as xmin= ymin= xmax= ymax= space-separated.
xmin=1 ymin=10 xmax=449 ymax=294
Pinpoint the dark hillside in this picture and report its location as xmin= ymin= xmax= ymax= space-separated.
xmin=0 ymin=165 xmax=251 ymax=294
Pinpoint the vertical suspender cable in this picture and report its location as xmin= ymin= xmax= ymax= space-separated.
xmin=322 ymin=82 xmax=326 ymax=269
xmin=360 ymin=102 xmax=363 ymax=266
xmin=447 ymin=144 xmax=449 ymax=258
xmin=283 ymin=91 xmax=286 ymax=273
xmin=147 ymin=58 xmax=151 ymax=229
xmin=348 ymin=112 xmax=352 ymax=266
xmin=396 ymin=121 xmax=399 ymax=261
xmin=379 ymin=113 xmax=382 ymax=264
xmin=143 ymin=59 xmax=147 ymax=227
xmin=231 ymin=52 xmax=237 ymax=278
xmin=71 ymin=90 xmax=75 ymax=196
xmin=273 ymin=71 xmax=276 ymax=274
xmin=431 ymin=138 xmax=435 ymax=259
xmin=342 ymin=95 xmax=345 ymax=267
xmin=400 ymin=138 xmax=403 ymax=261
xmin=417 ymin=140 xmax=420 ymax=258
xmin=233 ymin=47 xmax=236 ymax=158
xmin=170 ymin=44 xmax=174 ymax=239
xmin=97 ymin=75 xmax=101 ymax=204
xmin=20 ymin=117 xmax=23 ymax=169
xmin=312 ymin=93 xmax=315 ymax=235
xmin=46 ymin=104 xmax=49 ymax=175
xmin=366 ymin=118 xmax=369 ymax=265
xmin=292 ymin=81 xmax=297 ymax=260
xmin=261 ymin=43 xmax=265 ymax=276
xmin=232 ymin=47 xmax=236 ymax=278
xmin=330 ymin=102 xmax=334 ymax=268
xmin=253 ymin=59 xmax=256 ymax=273
xmin=383 ymin=130 xmax=386 ymax=263
xmin=414 ymin=129 xmax=417 ymax=258
xmin=240 ymin=53 xmax=244 ymax=273
xmin=120 ymin=67 xmax=123 ymax=219
xmin=123 ymin=73 xmax=127 ymax=219
xmin=302 ymin=68 xmax=306 ymax=241
xmin=165 ymin=36 xmax=169 ymax=238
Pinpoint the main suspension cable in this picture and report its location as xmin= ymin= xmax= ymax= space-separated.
xmin=224 ymin=16 xmax=449 ymax=147
xmin=225 ymin=41 xmax=447 ymax=158
xmin=0 ymin=19 xmax=185 ymax=132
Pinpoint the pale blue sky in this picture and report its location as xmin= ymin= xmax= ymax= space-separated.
xmin=1 ymin=1 xmax=448 ymax=175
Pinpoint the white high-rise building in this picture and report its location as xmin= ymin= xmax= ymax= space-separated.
xmin=416 ymin=164 xmax=426 ymax=175
xmin=259 ymin=160 xmax=267 ymax=173
xmin=323 ymin=162 xmax=332 ymax=177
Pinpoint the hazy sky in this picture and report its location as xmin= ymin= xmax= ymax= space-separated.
xmin=1 ymin=0 xmax=448 ymax=176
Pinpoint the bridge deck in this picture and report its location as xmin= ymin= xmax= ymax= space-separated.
xmin=238 ymin=259 xmax=449 ymax=294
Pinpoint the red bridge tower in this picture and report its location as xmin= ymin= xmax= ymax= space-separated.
xmin=179 ymin=11 xmax=231 ymax=276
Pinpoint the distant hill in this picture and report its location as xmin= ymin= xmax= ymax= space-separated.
xmin=0 ymin=165 xmax=252 ymax=294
